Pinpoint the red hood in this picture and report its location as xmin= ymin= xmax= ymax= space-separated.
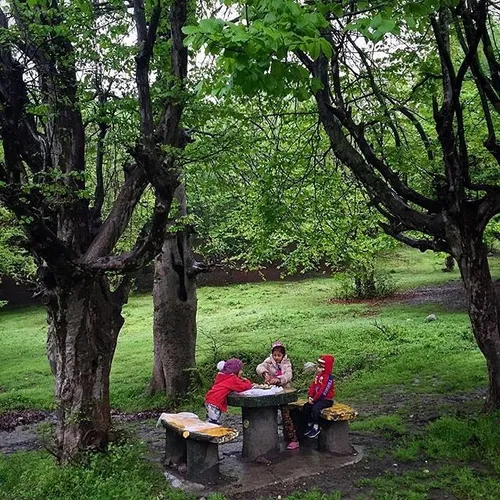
xmin=214 ymin=372 xmax=235 ymax=384
xmin=319 ymin=354 xmax=334 ymax=375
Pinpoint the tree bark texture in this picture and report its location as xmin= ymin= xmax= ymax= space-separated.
xmin=149 ymin=230 xmax=198 ymax=398
xmin=46 ymin=275 xmax=124 ymax=462
xmin=149 ymin=185 xmax=197 ymax=398
xmin=453 ymin=232 xmax=500 ymax=411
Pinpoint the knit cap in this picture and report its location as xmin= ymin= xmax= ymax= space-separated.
xmin=221 ymin=358 xmax=243 ymax=375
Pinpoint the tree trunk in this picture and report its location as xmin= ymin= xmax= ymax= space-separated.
xmin=46 ymin=275 xmax=124 ymax=462
xmin=149 ymin=186 xmax=197 ymax=398
xmin=455 ymin=234 xmax=500 ymax=411
xmin=443 ymin=255 xmax=455 ymax=272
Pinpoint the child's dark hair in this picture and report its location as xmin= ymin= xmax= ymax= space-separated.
xmin=272 ymin=345 xmax=286 ymax=356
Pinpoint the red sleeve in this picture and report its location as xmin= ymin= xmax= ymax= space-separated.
xmin=232 ymin=377 xmax=253 ymax=392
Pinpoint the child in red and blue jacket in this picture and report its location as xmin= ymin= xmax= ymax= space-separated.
xmin=303 ymin=354 xmax=335 ymax=438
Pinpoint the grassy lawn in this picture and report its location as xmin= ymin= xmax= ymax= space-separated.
xmin=1 ymin=247 xmax=500 ymax=499
xmin=0 ymin=247 xmax=484 ymax=412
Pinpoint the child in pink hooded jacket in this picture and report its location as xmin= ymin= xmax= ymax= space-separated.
xmin=256 ymin=341 xmax=299 ymax=450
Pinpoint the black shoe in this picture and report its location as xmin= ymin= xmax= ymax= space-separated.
xmin=307 ymin=427 xmax=321 ymax=438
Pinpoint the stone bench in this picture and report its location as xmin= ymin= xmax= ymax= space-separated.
xmin=288 ymin=400 xmax=358 ymax=455
xmin=158 ymin=411 xmax=238 ymax=483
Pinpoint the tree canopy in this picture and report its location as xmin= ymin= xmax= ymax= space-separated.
xmin=0 ymin=0 xmax=188 ymax=460
xmin=186 ymin=0 xmax=500 ymax=409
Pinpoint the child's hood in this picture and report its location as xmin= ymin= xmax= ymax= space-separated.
xmin=267 ymin=354 xmax=289 ymax=367
xmin=213 ymin=372 xmax=239 ymax=384
xmin=319 ymin=354 xmax=334 ymax=375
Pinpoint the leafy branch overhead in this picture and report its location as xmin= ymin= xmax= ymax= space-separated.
xmin=189 ymin=0 xmax=500 ymax=411
xmin=0 ymin=0 xmax=186 ymax=282
xmin=187 ymin=0 xmax=500 ymax=249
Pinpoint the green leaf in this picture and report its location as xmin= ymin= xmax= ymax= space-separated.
xmin=319 ymin=38 xmax=333 ymax=58
xmin=370 ymin=14 xmax=382 ymax=29
xmin=308 ymin=40 xmax=321 ymax=60
xmin=372 ymin=18 xmax=397 ymax=41
xmin=198 ymin=18 xmax=224 ymax=34
xmin=310 ymin=77 xmax=323 ymax=92
xmin=404 ymin=16 xmax=416 ymax=29
xmin=182 ymin=25 xmax=200 ymax=35
xmin=270 ymin=59 xmax=285 ymax=79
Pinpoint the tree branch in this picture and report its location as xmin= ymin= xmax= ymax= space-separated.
xmin=380 ymin=222 xmax=450 ymax=253
xmin=393 ymin=105 xmax=434 ymax=161
xmin=84 ymin=194 xmax=170 ymax=272
xmin=308 ymin=52 xmax=444 ymax=236
xmin=155 ymin=0 xmax=188 ymax=145
xmin=133 ymin=0 xmax=160 ymax=139
xmin=82 ymin=166 xmax=148 ymax=263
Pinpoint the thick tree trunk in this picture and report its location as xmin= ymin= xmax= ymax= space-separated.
xmin=46 ymin=275 xmax=124 ymax=462
xmin=455 ymin=234 xmax=500 ymax=411
xmin=149 ymin=231 xmax=197 ymax=398
xmin=149 ymin=186 xmax=197 ymax=398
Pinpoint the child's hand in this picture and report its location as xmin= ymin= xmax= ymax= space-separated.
xmin=308 ymin=397 xmax=314 ymax=404
xmin=269 ymin=377 xmax=280 ymax=385
xmin=264 ymin=373 xmax=271 ymax=383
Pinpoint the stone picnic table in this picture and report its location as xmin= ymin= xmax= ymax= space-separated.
xmin=227 ymin=388 xmax=297 ymax=461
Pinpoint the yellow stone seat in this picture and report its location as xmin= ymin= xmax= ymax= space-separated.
xmin=158 ymin=411 xmax=238 ymax=484
xmin=159 ymin=412 xmax=238 ymax=443
xmin=288 ymin=400 xmax=358 ymax=421
xmin=288 ymin=400 xmax=358 ymax=455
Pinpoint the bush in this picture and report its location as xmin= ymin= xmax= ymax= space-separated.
xmin=0 ymin=442 xmax=173 ymax=500
xmin=338 ymin=267 xmax=398 ymax=300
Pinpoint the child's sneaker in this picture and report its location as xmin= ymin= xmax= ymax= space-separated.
xmin=286 ymin=441 xmax=300 ymax=450
xmin=307 ymin=426 xmax=321 ymax=438
xmin=304 ymin=423 xmax=313 ymax=436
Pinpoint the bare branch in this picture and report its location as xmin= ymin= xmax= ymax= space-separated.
xmin=84 ymin=194 xmax=170 ymax=272
xmin=82 ymin=166 xmax=148 ymax=263
xmin=393 ymin=105 xmax=434 ymax=161
xmin=380 ymin=222 xmax=450 ymax=253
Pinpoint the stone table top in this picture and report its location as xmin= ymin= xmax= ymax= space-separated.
xmin=227 ymin=388 xmax=297 ymax=408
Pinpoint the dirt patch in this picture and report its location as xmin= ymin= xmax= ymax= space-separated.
xmin=398 ymin=281 xmax=468 ymax=311
xmin=329 ymin=279 xmax=500 ymax=313
xmin=0 ymin=410 xmax=167 ymax=456
xmin=329 ymin=280 xmax=468 ymax=312
xmin=0 ymin=410 xmax=52 ymax=433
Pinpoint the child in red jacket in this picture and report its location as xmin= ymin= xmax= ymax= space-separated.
xmin=205 ymin=358 xmax=254 ymax=425
xmin=304 ymin=354 xmax=335 ymax=438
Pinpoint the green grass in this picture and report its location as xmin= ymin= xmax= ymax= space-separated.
xmin=358 ymin=411 xmax=500 ymax=499
xmin=1 ymin=247 xmax=500 ymax=499
xmin=358 ymin=465 xmax=500 ymax=500
xmin=351 ymin=414 xmax=407 ymax=437
xmin=0 ymin=441 xmax=184 ymax=500
xmin=0 ymin=247 xmax=490 ymax=411
xmin=0 ymin=263 xmax=483 ymax=411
